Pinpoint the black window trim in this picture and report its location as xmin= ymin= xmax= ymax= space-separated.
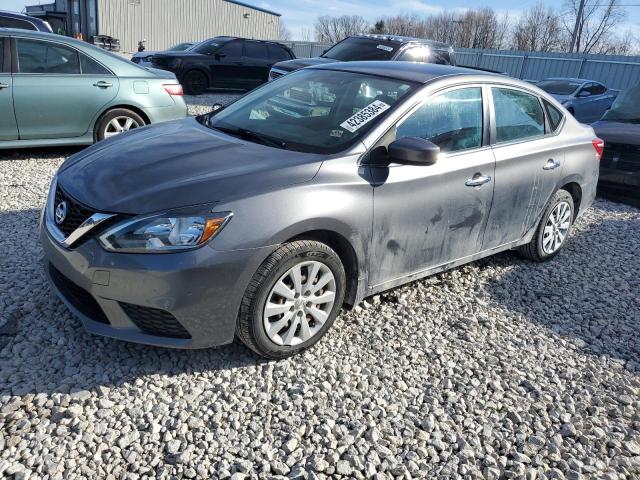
xmin=11 ymin=35 xmax=114 ymax=76
xmin=542 ymin=98 xmax=565 ymax=135
xmin=1 ymin=36 xmax=11 ymax=73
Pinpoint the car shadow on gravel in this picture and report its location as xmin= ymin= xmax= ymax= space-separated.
xmin=0 ymin=146 xmax=85 ymax=162
xmin=479 ymin=212 xmax=639 ymax=369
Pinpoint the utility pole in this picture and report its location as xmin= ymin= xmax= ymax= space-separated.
xmin=569 ymin=0 xmax=586 ymax=53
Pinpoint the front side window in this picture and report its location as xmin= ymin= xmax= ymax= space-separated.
xmin=492 ymin=88 xmax=544 ymax=143
xmin=204 ymin=69 xmax=415 ymax=154
xmin=192 ymin=40 xmax=220 ymax=55
xmin=396 ymin=87 xmax=483 ymax=153
xmin=245 ymin=42 xmax=268 ymax=59
xmin=217 ymin=41 xmax=242 ymax=57
xmin=536 ymin=80 xmax=581 ymax=96
xmin=17 ymin=39 xmax=80 ymax=74
xmin=321 ymin=38 xmax=397 ymax=61
xmin=582 ymin=83 xmax=606 ymax=96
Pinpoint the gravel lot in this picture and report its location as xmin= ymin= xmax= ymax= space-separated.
xmin=1 ymin=93 xmax=639 ymax=480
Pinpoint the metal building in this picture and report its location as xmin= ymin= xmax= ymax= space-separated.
xmin=26 ymin=0 xmax=281 ymax=52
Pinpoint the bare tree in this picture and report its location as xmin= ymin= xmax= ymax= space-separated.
xmin=278 ymin=21 xmax=292 ymax=41
xmin=513 ymin=3 xmax=562 ymax=52
xmin=298 ymin=27 xmax=315 ymax=42
xmin=314 ymin=15 xmax=370 ymax=43
xmin=563 ymin=0 xmax=626 ymax=54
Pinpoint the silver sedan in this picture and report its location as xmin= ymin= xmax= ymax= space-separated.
xmin=41 ymin=62 xmax=602 ymax=358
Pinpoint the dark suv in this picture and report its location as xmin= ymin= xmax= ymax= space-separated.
xmin=269 ymin=34 xmax=455 ymax=81
xmin=0 ymin=11 xmax=53 ymax=32
xmin=151 ymin=36 xmax=295 ymax=94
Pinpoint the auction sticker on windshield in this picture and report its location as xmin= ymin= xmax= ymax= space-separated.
xmin=340 ymin=100 xmax=391 ymax=133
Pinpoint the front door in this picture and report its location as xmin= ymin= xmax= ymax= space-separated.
xmin=12 ymin=37 xmax=118 ymax=139
xmin=0 ymin=37 xmax=18 ymax=140
xmin=482 ymin=86 xmax=563 ymax=250
xmin=209 ymin=40 xmax=244 ymax=89
xmin=369 ymin=86 xmax=495 ymax=287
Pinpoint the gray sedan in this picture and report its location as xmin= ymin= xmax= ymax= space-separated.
xmin=41 ymin=62 xmax=602 ymax=358
xmin=536 ymin=77 xmax=617 ymax=123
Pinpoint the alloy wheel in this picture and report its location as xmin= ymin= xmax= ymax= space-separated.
xmin=263 ymin=260 xmax=336 ymax=346
xmin=542 ymin=201 xmax=572 ymax=254
xmin=104 ymin=116 xmax=141 ymax=138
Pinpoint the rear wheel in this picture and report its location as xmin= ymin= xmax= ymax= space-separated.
xmin=518 ymin=189 xmax=574 ymax=262
xmin=236 ymin=240 xmax=346 ymax=359
xmin=182 ymin=70 xmax=208 ymax=95
xmin=95 ymin=108 xmax=145 ymax=142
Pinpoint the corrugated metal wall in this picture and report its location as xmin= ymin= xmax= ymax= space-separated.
xmin=279 ymin=42 xmax=640 ymax=91
xmin=98 ymin=0 xmax=280 ymax=52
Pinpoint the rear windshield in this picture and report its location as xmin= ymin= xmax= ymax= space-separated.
xmin=322 ymin=38 xmax=398 ymax=61
xmin=536 ymin=80 xmax=581 ymax=95
xmin=602 ymin=85 xmax=640 ymax=123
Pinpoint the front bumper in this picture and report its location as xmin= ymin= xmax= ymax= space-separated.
xmin=41 ymin=222 xmax=272 ymax=349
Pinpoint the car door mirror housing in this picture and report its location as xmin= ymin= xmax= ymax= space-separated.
xmin=387 ymin=137 xmax=440 ymax=166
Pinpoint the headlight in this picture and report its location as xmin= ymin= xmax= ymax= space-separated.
xmin=99 ymin=212 xmax=232 ymax=253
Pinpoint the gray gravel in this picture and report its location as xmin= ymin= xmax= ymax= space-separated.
xmin=1 ymin=94 xmax=640 ymax=479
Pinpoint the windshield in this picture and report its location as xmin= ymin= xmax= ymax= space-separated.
xmin=536 ymin=80 xmax=581 ymax=96
xmin=321 ymin=37 xmax=398 ymax=61
xmin=602 ymin=85 xmax=640 ymax=123
xmin=169 ymin=42 xmax=193 ymax=51
xmin=203 ymin=69 xmax=415 ymax=154
xmin=191 ymin=40 xmax=221 ymax=55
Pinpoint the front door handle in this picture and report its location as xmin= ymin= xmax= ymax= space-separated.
xmin=0 ymin=83 xmax=9 ymax=89
xmin=465 ymin=174 xmax=492 ymax=187
xmin=93 ymin=81 xmax=113 ymax=88
xmin=543 ymin=158 xmax=561 ymax=170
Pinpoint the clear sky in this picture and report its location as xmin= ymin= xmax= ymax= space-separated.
xmin=5 ymin=0 xmax=640 ymax=39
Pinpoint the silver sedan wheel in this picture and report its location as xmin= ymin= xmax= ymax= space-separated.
xmin=263 ymin=260 xmax=336 ymax=346
xmin=104 ymin=116 xmax=140 ymax=138
xmin=542 ymin=201 xmax=572 ymax=254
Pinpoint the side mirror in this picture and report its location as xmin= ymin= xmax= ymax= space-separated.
xmin=214 ymin=52 xmax=226 ymax=60
xmin=387 ymin=137 xmax=439 ymax=166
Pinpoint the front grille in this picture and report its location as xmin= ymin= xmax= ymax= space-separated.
xmin=120 ymin=302 xmax=192 ymax=339
xmin=601 ymin=143 xmax=640 ymax=172
xmin=48 ymin=264 xmax=109 ymax=324
xmin=54 ymin=186 xmax=97 ymax=238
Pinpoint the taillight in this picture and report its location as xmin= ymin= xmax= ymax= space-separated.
xmin=592 ymin=138 xmax=604 ymax=160
xmin=163 ymin=83 xmax=183 ymax=96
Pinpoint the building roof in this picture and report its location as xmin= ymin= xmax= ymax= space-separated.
xmin=223 ymin=0 xmax=281 ymax=17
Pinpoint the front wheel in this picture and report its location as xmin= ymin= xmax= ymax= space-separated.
xmin=518 ymin=189 xmax=574 ymax=262
xmin=182 ymin=70 xmax=208 ymax=95
xmin=236 ymin=240 xmax=346 ymax=359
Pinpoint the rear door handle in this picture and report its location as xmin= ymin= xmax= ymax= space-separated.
xmin=543 ymin=158 xmax=561 ymax=170
xmin=93 ymin=81 xmax=113 ymax=88
xmin=465 ymin=174 xmax=492 ymax=187
xmin=0 ymin=83 xmax=9 ymax=89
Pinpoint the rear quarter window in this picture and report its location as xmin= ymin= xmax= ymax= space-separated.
xmin=543 ymin=100 xmax=563 ymax=132
xmin=268 ymin=44 xmax=291 ymax=61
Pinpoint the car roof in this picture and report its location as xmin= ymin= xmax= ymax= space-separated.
xmin=312 ymin=61 xmax=499 ymax=84
xmin=543 ymin=77 xmax=595 ymax=84
xmin=0 ymin=27 xmax=80 ymax=42
xmin=351 ymin=34 xmax=451 ymax=50
xmin=207 ymin=36 xmax=290 ymax=48
xmin=0 ymin=10 xmax=49 ymax=28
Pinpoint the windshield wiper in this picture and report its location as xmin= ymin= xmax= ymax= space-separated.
xmin=213 ymin=126 xmax=287 ymax=149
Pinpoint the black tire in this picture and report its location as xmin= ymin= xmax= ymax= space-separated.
xmin=95 ymin=108 xmax=145 ymax=142
xmin=182 ymin=70 xmax=208 ymax=95
xmin=518 ymin=189 xmax=575 ymax=262
xmin=236 ymin=240 xmax=346 ymax=359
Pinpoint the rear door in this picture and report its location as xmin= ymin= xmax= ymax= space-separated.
xmin=243 ymin=41 xmax=271 ymax=88
xmin=0 ymin=36 xmax=18 ymax=140
xmin=12 ymin=37 xmax=118 ymax=139
xmin=481 ymin=86 xmax=564 ymax=250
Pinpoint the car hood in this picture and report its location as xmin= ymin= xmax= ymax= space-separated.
xmin=57 ymin=118 xmax=323 ymax=214
xmin=592 ymin=120 xmax=640 ymax=145
xmin=132 ymin=50 xmax=159 ymax=59
xmin=272 ymin=57 xmax=337 ymax=72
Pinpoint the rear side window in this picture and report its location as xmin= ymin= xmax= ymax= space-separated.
xmin=544 ymin=100 xmax=563 ymax=132
xmin=397 ymin=87 xmax=483 ymax=153
xmin=268 ymin=44 xmax=291 ymax=61
xmin=492 ymin=88 xmax=544 ymax=143
xmin=80 ymin=52 xmax=111 ymax=75
xmin=0 ymin=17 xmax=37 ymax=30
xmin=245 ymin=42 xmax=268 ymax=59
xmin=17 ymin=39 xmax=80 ymax=74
